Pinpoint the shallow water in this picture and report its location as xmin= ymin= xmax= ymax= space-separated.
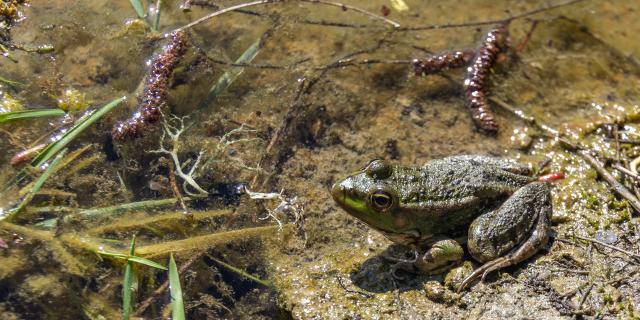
xmin=1 ymin=0 xmax=640 ymax=319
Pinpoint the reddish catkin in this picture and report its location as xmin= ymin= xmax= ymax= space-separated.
xmin=412 ymin=50 xmax=475 ymax=76
xmin=111 ymin=32 xmax=188 ymax=140
xmin=464 ymin=22 xmax=509 ymax=134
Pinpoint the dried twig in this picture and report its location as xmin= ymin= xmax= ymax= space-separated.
xmin=578 ymin=151 xmax=640 ymax=213
xmin=396 ymin=0 xmax=586 ymax=31
xmin=574 ymin=235 xmax=640 ymax=263
xmin=336 ymin=275 xmax=373 ymax=298
xmin=572 ymin=283 xmax=594 ymax=319
xmin=170 ymin=0 xmax=399 ymax=34
xmin=162 ymin=157 xmax=191 ymax=216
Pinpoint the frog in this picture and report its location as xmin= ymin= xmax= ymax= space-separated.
xmin=330 ymin=155 xmax=552 ymax=292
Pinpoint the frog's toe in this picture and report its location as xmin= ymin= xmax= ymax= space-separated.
xmin=456 ymin=257 xmax=510 ymax=293
xmin=389 ymin=261 xmax=417 ymax=280
xmin=381 ymin=250 xmax=419 ymax=264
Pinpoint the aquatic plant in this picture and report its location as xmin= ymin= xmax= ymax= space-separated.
xmin=6 ymin=96 xmax=125 ymax=187
xmin=111 ymin=33 xmax=187 ymax=140
xmin=1 ymin=149 xmax=66 ymax=220
xmin=169 ymin=253 xmax=185 ymax=320
xmin=0 ymin=108 xmax=64 ymax=123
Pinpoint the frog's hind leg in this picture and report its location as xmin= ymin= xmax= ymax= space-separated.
xmin=458 ymin=182 xmax=551 ymax=292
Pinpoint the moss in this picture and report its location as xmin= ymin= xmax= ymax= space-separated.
xmin=20 ymin=274 xmax=65 ymax=298
xmin=0 ymin=255 xmax=26 ymax=280
xmin=0 ymin=91 xmax=23 ymax=112
xmin=57 ymin=88 xmax=90 ymax=112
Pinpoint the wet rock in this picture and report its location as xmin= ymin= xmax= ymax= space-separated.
xmin=444 ymin=261 xmax=474 ymax=291
xmin=423 ymin=280 xmax=446 ymax=302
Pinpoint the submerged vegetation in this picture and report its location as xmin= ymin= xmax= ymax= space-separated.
xmin=0 ymin=0 xmax=639 ymax=319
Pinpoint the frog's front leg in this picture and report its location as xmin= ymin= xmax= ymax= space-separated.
xmin=459 ymin=182 xmax=551 ymax=292
xmin=388 ymin=239 xmax=464 ymax=278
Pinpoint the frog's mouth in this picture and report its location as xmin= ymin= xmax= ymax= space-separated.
xmin=330 ymin=181 xmax=367 ymax=215
xmin=330 ymin=180 xmax=398 ymax=232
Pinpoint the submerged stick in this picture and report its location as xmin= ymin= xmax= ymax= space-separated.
xmin=397 ymin=0 xmax=587 ymax=31
xmin=574 ymin=235 xmax=640 ymax=263
xmin=170 ymin=0 xmax=399 ymax=34
xmin=209 ymin=255 xmax=272 ymax=287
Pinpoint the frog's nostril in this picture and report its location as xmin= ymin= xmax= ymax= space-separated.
xmin=330 ymin=183 xmax=346 ymax=202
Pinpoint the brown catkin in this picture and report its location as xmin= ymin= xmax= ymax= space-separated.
xmin=463 ymin=23 xmax=509 ymax=134
xmin=412 ymin=50 xmax=475 ymax=76
xmin=112 ymin=31 xmax=188 ymax=140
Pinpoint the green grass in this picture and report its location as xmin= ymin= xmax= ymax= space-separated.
xmin=119 ymin=236 xmax=167 ymax=320
xmin=129 ymin=0 xmax=145 ymax=19
xmin=4 ymin=96 xmax=125 ymax=189
xmin=0 ymin=149 xmax=67 ymax=221
xmin=122 ymin=236 xmax=136 ymax=320
xmin=0 ymin=109 xmax=65 ymax=123
xmin=169 ymin=253 xmax=186 ymax=320
xmin=0 ymin=75 xmax=24 ymax=88
xmin=198 ymin=37 xmax=264 ymax=110
xmin=99 ymin=251 xmax=168 ymax=270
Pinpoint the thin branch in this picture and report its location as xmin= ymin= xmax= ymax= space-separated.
xmin=574 ymin=235 xmax=640 ymax=263
xmin=578 ymin=150 xmax=640 ymax=214
xmin=396 ymin=0 xmax=587 ymax=31
xmin=169 ymin=0 xmax=399 ymax=35
xmin=572 ymin=282 xmax=594 ymax=319
xmin=313 ymin=58 xmax=412 ymax=70
xmin=298 ymin=0 xmax=399 ymax=28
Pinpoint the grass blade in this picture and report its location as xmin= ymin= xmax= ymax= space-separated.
xmin=129 ymin=0 xmax=145 ymax=19
xmin=31 ymin=97 xmax=126 ymax=168
xmin=0 ymin=149 xmax=67 ymax=221
xmin=5 ymin=96 xmax=125 ymax=189
xmin=169 ymin=253 xmax=185 ymax=320
xmin=136 ymin=225 xmax=278 ymax=257
xmin=122 ymin=236 xmax=136 ymax=320
xmin=0 ymin=75 xmax=24 ymax=88
xmin=63 ymin=197 xmax=192 ymax=222
xmin=153 ymin=0 xmax=161 ymax=31
xmin=0 ymin=109 xmax=65 ymax=123
xmin=198 ymin=37 xmax=263 ymax=109
xmin=129 ymin=256 xmax=167 ymax=270
xmin=99 ymin=251 xmax=167 ymax=270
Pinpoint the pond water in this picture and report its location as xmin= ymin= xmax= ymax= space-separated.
xmin=1 ymin=0 xmax=640 ymax=319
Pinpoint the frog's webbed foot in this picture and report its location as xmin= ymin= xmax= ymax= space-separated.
xmin=382 ymin=251 xmax=419 ymax=280
xmin=459 ymin=182 xmax=551 ymax=293
xmin=385 ymin=239 xmax=464 ymax=279
xmin=414 ymin=239 xmax=464 ymax=275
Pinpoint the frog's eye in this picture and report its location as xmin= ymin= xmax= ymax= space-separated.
xmin=369 ymin=188 xmax=395 ymax=211
xmin=365 ymin=159 xmax=391 ymax=180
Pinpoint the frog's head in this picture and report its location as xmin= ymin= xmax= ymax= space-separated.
xmin=331 ymin=159 xmax=411 ymax=234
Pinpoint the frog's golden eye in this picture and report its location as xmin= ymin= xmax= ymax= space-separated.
xmin=369 ymin=189 xmax=394 ymax=211
xmin=365 ymin=159 xmax=391 ymax=180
